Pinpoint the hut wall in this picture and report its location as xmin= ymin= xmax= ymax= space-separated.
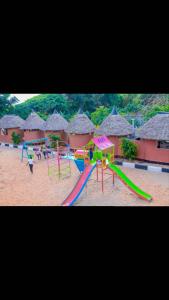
xmin=44 ymin=130 xmax=68 ymax=142
xmin=108 ymin=136 xmax=123 ymax=156
xmin=68 ymin=133 xmax=94 ymax=148
xmin=63 ymin=132 xmax=69 ymax=143
xmin=23 ymin=130 xmax=44 ymax=141
xmin=0 ymin=128 xmax=24 ymax=144
xmin=135 ymin=139 xmax=169 ymax=163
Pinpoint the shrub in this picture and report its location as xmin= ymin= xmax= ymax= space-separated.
xmin=120 ymin=138 xmax=138 ymax=160
xmin=11 ymin=132 xmax=21 ymax=145
xmin=48 ymin=134 xmax=61 ymax=148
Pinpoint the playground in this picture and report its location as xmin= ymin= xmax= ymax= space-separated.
xmin=0 ymin=142 xmax=169 ymax=206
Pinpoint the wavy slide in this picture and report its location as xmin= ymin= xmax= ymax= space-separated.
xmin=108 ymin=163 xmax=152 ymax=201
xmin=62 ymin=164 xmax=96 ymax=206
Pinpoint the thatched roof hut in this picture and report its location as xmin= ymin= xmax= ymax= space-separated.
xmin=0 ymin=115 xmax=24 ymax=129
xmin=21 ymin=112 xmax=45 ymax=130
xmin=96 ymin=108 xmax=133 ymax=136
xmin=136 ymin=112 xmax=169 ymax=141
xmin=42 ymin=111 xmax=68 ymax=131
xmin=65 ymin=111 xmax=95 ymax=134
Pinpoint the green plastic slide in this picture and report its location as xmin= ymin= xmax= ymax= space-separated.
xmin=108 ymin=163 xmax=152 ymax=201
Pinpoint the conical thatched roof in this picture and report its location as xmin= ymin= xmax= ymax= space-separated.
xmin=21 ymin=112 xmax=45 ymax=130
xmin=136 ymin=112 xmax=169 ymax=141
xmin=65 ymin=112 xmax=95 ymax=134
xmin=0 ymin=115 xmax=24 ymax=129
xmin=96 ymin=110 xmax=133 ymax=136
xmin=42 ymin=112 xmax=69 ymax=131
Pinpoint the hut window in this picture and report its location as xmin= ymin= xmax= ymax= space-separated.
xmin=157 ymin=141 xmax=169 ymax=149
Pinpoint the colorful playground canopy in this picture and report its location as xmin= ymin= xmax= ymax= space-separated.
xmin=92 ymin=135 xmax=114 ymax=150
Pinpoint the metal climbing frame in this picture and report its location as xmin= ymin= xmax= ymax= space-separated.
xmin=47 ymin=140 xmax=71 ymax=181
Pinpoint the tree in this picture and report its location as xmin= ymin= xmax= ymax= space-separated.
xmin=13 ymin=94 xmax=68 ymax=120
xmin=7 ymin=93 xmax=169 ymax=123
xmin=65 ymin=94 xmax=98 ymax=114
xmin=0 ymin=94 xmax=19 ymax=117
xmin=37 ymin=112 xmax=48 ymax=120
xmin=120 ymin=102 xmax=142 ymax=113
xmin=144 ymin=104 xmax=169 ymax=121
xmin=91 ymin=106 xmax=110 ymax=126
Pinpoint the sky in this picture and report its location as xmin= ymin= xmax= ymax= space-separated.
xmin=12 ymin=94 xmax=40 ymax=103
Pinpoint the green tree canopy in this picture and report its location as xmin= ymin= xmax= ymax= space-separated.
xmin=0 ymin=94 xmax=19 ymax=117
xmin=0 ymin=94 xmax=168 ymax=124
xmin=91 ymin=106 xmax=110 ymax=126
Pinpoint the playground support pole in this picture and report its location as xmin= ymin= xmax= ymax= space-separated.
xmin=102 ymin=167 xmax=104 ymax=193
xmin=69 ymin=158 xmax=71 ymax=176
xmin=112 ymin=172 xmax=115 ymax=185
xmin=97 ymin=165 xmax=99 ymax=182
xmin=21 ymin=144 xmax=24 ymax=162
xmin=86 ymin=181 xmax=87 ymax=196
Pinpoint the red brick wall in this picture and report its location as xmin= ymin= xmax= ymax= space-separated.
xmin=68 ymin=133 xmax=94 ymax=148
xmin=44 ymin=130 xmax=68 ymax=142
xmin=135 ymin=139 xmax=169 ymax=163
xmin=0 ymin=128 xmax=24 ymax=144
xmin=23 ymin=130 xmax=44 ymax=141
xmin=97 ymin=135 xmax=169 ymax=163
xmin=107 ymin=136 xmax=123 ymax=156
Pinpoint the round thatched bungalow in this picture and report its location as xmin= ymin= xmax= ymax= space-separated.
xmin=96 ymin=108 xmax=133 ymax=156
xmin=21 ymin=112 xmax=45 ymax=141
xmin=136 ymin=112 xmax=169 ymax=163
xmin=42 ymin=111 xmax=69 ymax=142
xmin=65 ymin=111 xmax=95 ymax=148
xmin=0 ymin=115 xmax=24 ymax=144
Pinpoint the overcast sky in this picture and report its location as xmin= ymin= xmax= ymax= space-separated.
xmin=12 ymin=94 xmax=40 ymax=103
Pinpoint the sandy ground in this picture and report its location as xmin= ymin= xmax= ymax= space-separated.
xmin=0 ymin=147 xmax=79 ymax=206
xmin=0 ymin=147 xmax=169 ymax=206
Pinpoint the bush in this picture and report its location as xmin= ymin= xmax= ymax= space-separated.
xmin=11 ymin=132 xmax=22 ymax=145
xmin=120 ymin=138 xmax=138 ymax=160
xmin=48 ymin=134 xmax=61 ymax=148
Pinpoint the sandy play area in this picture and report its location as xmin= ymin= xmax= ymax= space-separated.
xmin=0 ymin=147 xmax=169 ymax=206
